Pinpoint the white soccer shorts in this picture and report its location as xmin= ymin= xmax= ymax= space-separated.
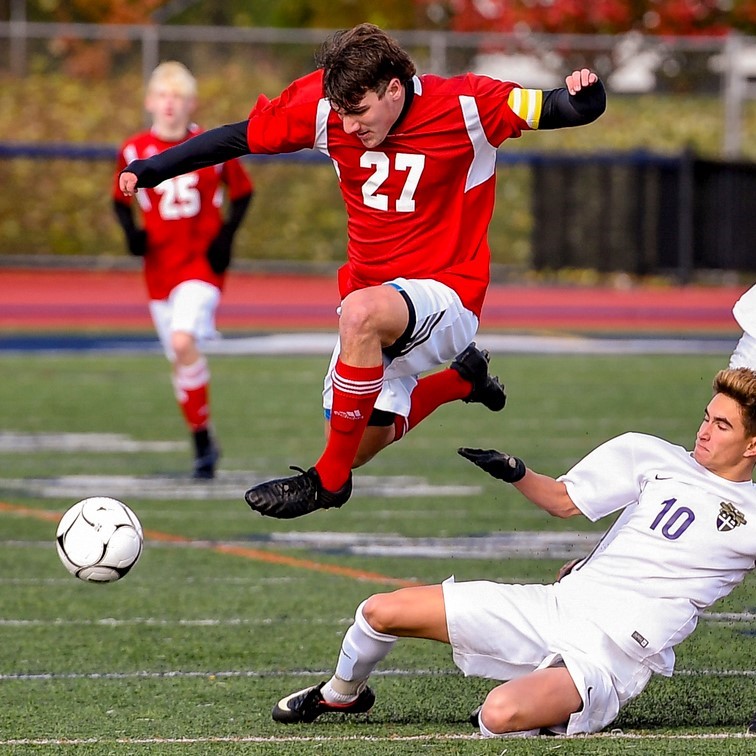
xmin=442 ymin=577 xmax=653 ymax=736
xmin=148 ymin=280 xmax=221 ymax=361
xmin=322 ymin=277 xmax=479 ymax=418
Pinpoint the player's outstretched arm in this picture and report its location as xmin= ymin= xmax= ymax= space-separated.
xmin=458 ymin=447 xmax=581 ymax=519
xmin=118 ymin=120 xmax=251 ymax=195
xmin=537 ymin=68 xmax=606 ymax=130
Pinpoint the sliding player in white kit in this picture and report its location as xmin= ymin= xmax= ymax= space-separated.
xmin=270 ymin=362 xmax=756 ymax=736
xmin=730 ymin=284 xmax=756 ymax=737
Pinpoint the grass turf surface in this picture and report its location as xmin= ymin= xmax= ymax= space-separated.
xmin=0 ymin=351 xmax=754 ymax=754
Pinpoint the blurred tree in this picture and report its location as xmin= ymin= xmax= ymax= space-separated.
xmin=24 ymin=0 xmax=167 ymax=76
xmin=139 ymin=0 xmax=421 ymax=29
xmin=417 ymin=0 xmax=755 ymax=35
xmin=19 ymin=0 xmax=165 ymax=23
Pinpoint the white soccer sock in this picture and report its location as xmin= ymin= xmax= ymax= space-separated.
xmin=321 ymin=600 xmax=397 ymax=703
xmin=172 ymin=357 xmax=210 ymax=401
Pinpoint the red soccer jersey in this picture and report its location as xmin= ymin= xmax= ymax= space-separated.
xmin=245 ymin=70 xmax=530 ymax=316
xmin=113 ymin=126 xmax=253 ymax=300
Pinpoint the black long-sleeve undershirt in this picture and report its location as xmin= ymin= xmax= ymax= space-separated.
xmin=539 ymin=79 xmax=606 ymax=129
xmin=124 ymin=77 xmax=606 ymax=190
xmin=125 ymin=120 xmax=250 ymax=189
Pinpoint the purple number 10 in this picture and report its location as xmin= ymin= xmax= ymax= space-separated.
xmin=650 ymin=498 xmax=695 ymax=540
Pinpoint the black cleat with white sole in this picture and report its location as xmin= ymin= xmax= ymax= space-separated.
xmin=450 ymin=343 xmax=506 ymax=412
xmin=244 ymin=466 xmax=352 ymax=519
xmin=272 ymin=681 xmax=375 ymax=724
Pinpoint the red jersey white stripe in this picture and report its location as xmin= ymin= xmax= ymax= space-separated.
xmin=246 ymin=70 xmax=531 ymax=316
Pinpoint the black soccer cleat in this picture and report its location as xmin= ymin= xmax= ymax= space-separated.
xmin=244 ymin=466 xmax=352 ymax=519
xmin=272 ymin=681 xmax=375 ymax=724
xmin=450 ymin=342 xmax=507 ymax=412
xmin=192 ymin=429 xmax=220 ymax=480
xmin=469 ymin=705 xmax=482 ymax=729
xmin=748 ymin=710 xmax=756 ymax=734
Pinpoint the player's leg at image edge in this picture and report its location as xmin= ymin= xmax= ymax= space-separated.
xmin=270 ymin=595 xmax=557 ymax=737
xmin=244 ymin=343 xmax=506 ymax=518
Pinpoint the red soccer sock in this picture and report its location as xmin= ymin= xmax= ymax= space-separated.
xmin=393 ymin=368 xmax=471 ymax=442
xmin=173 ymin=358 xmax=211 ymax=432
xmin=315 ymin=359 xmax=384 ymax=492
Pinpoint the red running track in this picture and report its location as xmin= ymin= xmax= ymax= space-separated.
xmin=0 ymin=269 xmax=746 ymax=335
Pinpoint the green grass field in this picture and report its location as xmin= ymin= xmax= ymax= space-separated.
xmin=0 ymin=350 xmax=754 ymax=755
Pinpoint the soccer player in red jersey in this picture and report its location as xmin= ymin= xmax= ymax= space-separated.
xmin=113 ymin=62 xmax=253 ymax=479
xmin=119 ymin=25 xmax=606 ymax=515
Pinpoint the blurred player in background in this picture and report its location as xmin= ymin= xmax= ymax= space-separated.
xmin=113 ymin=61 xmax=253 ymax=479
xmin=119 ymin=24 xmax=606 ymax=514
xmin=270 ymin=365 xmax=756 ymax=737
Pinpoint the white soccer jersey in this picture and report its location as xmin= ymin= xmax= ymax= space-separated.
xmin=730 ymin=284 xmax=756 ymax=369
xmin=555 ymin=432 xmax=756 ymax=674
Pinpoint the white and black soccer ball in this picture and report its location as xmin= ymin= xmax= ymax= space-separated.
xmin=56 ymin=497 xmax=144 ymax=583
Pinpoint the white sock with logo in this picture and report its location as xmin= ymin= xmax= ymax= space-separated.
xmin=321 ymin=600 xmax=397 ymax=704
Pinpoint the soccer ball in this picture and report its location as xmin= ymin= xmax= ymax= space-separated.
xmin=55 ymin=497 xmax=144 ymax=583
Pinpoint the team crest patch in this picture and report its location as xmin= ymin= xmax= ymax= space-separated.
xmin=716 ymin=502 xmax=747 ymax=532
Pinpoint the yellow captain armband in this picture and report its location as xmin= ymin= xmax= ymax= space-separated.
xmin=507 ymin=88 xmax=543 ymax=129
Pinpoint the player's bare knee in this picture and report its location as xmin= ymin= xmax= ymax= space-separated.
xmin=171 ymin=331 xmax=195 ymax=361
xmin=361 ymin=593 xmax=399 ymax=634
xmin=338 ymin=292 xmax=376 ymax=342
xmin=480 ymin=689 xmax=523 ymax=734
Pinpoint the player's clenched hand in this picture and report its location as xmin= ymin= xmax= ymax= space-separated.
xmin=565 ymin=68 xmax=599 ymax=96
xmin=119 ymin=171 xmax=139 ymax=197
xmin=457 ymin=447 xmax=526 ymax=483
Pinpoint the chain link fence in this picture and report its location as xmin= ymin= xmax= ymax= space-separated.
xmin=0 ymin=23 xmax=754 ymax=278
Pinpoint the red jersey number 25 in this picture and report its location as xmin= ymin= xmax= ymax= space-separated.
xmin=155 ymin=174 xmax=202 ymax=220
xmin=361 ymin=151 xmax=425 ymax=213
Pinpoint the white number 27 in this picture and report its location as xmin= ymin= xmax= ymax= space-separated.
xmin=360 ymin=151 xmax=425 ymax=213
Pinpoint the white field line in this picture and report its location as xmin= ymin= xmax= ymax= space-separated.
xmin=0 ymin=575 xmax=302 ymax=584
xmin=0 ymin=530 xmax=604 ymax=561
xmin=0 ymin=617 xmax=352 ymax=627
xmin=0 ymin=611 xmax=753 ymax=627
xmin=0 ymin=473 xmax=479 ymax=501
xmin=0 ymin=431 xmax=184 ymax=454
xmin=0 ymin=332 xmax=736 ymax=357
xmin=0 ymin=667 xmax=753 ymax=682
xmin=0 ymin=732 xmax=752 ymax=746
xmin=157 ymin=333 xmax=741 ymax=357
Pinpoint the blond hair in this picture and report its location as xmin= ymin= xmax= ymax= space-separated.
xmin=713 ymin=367 xmax=756 ymax=437
xmin=147 ymin=61 xmax=197 ymax=99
